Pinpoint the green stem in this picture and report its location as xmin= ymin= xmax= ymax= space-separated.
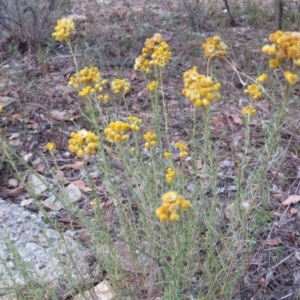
xmin=66 ymin=40 xmax=78 ymax=71
xmin=159 ymin=68 xmax=169 ymax=137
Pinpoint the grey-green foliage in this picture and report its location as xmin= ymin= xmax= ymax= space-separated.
xmin=0 ymin=0 xmax=70 ymax=44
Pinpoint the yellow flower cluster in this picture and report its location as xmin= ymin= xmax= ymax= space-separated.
xmin=130 ymin=147 xmax=135 ymax=154
xmin=284 ymin=71 xmax=298 ymax=85
xmin=182 ymin=66 xmax=221 ymax=107
xmin=45 ymin=142 xmax=56 ymax=153
xmin=164 ymin=151 xmax=172 ymax=159
xmin=52 ymin=18 xmax=75 ymax=42
xmin=147 ymin=81 xmax=158 ymax=92
xmin=262 ymin=31 xmax=300 ymax=69
xmin=111 ymin=79 xmax=130 ymax=95
xmin=104 ymin=117 xmax=142 ymax=143
xmin=156 ymin=191 xmax=191 ymax=222
xmin=202 ymin=36 xmax=228 ymax=58
xmin=242 ymin=105 xmax=256 ymax=117
xmin=244 ymin=84 xmax=262 ymax=100
xmin=166 ymin=167 xmax=176 ymax=184
xmin=134 ymin=33 xmax=171 ymax=73
xmin=68 ymin=67 xmax=109 ymax=102
xmin=68 ymin=129 xmax=100 ymax=158
xmin=175 ymin=142 xmax=188 ymax=159
xmin=128 ymin=116 xmax=142 ymax=131
xmin=256 ymin=74 xmax=268 ymax=83
xmin=143 ymin=132 xmax=157 ymax=148
xmin=104 ymin=121 xmax=132 ymax=143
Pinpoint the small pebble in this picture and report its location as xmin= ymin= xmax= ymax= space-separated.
xmin=8 ymin=178 xmax=18 ymax=188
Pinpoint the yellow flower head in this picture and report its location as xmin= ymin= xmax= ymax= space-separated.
xmin=104 ymin=121 xmax=132 ymax=143
xmin=164 ymin=151 xmax=172 ymax=159
xmin=202 ymin=36 xmax=228 ymax=57
xmin=130 ymin=147 xmax=135 ymax=154
xmin=256 ymin=74 xmax=268 ymax=83
xmin=162 ymin=191 xmax=178 ymax=204
xmin=52 ymin=18 xmax=75 ymax=41
xmin=0 ymin=105 xmax=3 ymax=112
xmin=169 ymin=213 xmax=180 ymax=221
xmin=68 ymin=129 xmax=100 ymax=158
xmin=175 ymin=142 xmax=188 ymax=159
xmin=128 ymin=116 xmax=142 ymax=131
xmin=242 ymin=105 xmax=257 ymax=117
xmin=182 ymin=66 xmax=221 ymax=107
xmin=143 ymin=131 xmax=157 ymax=148
xmin=156 ymin=191 xmax=191 ymax=222
xmin=45 ymin=142 xmax=56 ymax=153
xmin=111 ymin=79 xmax=130 ymax=95
xmin=166 ymin=167 xmax=176 ymax=184
xmin=244 ymin=84 xmax=262 ymax=100
xmin=262 ymin=31 xmax=300 ymax=69
xmin=147 ymin=81 xmax=158 ymax=92
xmin=284 ymin=71 xmax=298 ymax=85
xmin=134 ymin=33 xmax=171 ymax=73
xmin=69 ymin=66 xmax=109 ymax=100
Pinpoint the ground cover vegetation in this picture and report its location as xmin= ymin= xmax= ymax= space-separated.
xmin=1 ymin=0 xmax=300 ymax=299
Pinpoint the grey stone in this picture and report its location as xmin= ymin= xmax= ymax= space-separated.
xmin=0 ymin=199 xmax=90 ymax=298
xmin=7 ymin=179 xmax=18 ymax=188
xmin=27 ymin=173 xmax=48 ymax=196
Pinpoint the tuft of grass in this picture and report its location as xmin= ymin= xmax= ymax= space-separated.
xmin=243 ymin=0 xmax=262 ymax=26
xmin=0 ymin=0 xmax=70 ymax=48
xmin=179 ymin=0 xmax=217 ymax=32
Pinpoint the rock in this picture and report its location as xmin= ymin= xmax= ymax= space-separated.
xmin=0 ymin=292 xmax=18 ymax=300
xmin=73 ymin=280 xmax=114 ymax=300
xmin=27 ymin=173 xmax=49 ymax=196
xmin=65 ymin=183 xmax=82 ymax=203
xmin=0 ymin=96 xmax=16 ymax=108
xmin=42 ymin=194 xmax=64 ymax=211
xmin=0 ymin=199 xmax=90 ymax=299
xmin=7 ymin=179 xmax=18 ymax=188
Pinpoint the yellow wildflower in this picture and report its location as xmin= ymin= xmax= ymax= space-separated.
xmin=164 ymin=151 xmax=172 ymax=159
xmin=69 ymin=66 xmax=109 ymax=101
xmin=111 ymin=79 xmax=130 ymax=95
xmin=244 ymin=84 xmax=262 ymax=100
xmin=202 ymin=36 xmax=228 ymax=57
xmin=143 ymin=131 xmax=157 ymax=148
xmin=68 ymin=130 xmax=99 ymax=158
xmin=52 ymin=18 xmax=75 ymax=41
xmin=182 ymin=66 xmax=221 ymax=107
xmin=180 ymin=200 xmax=191 ymax=210
xmin=45 ymin=142 xmax=56 ymax=153
xmin=269 ymin=59 xmax=281 ymax=69
xmin=130 ymin=147 xmax=135 ymax=154
xmin=147 ymin=81 xmax=158 ymax=92
xmin=170 ymin=213 xmax=180 ymax=221
xmin=284 ymin=71 xmax=298 ymax=85
xmin=256 ymin=74 xmax=268 ymax=83
xmin=128 ymin=116 xmax=142 ymax=131
xmin=175 ymin=142 xmax=188 ymax=159
xmin=162 ymin=191 xmax=178 ymax=204
xmin=165 ymin=167 xmax=176 ymax=184
xmin=262 ymin=31 xmax=300 ymax=69
xmin=156 ymin=191 xmax=191 ymax=222
xmin=242 ymin=105 xmax=256 ymax=117
xmin=134 ymin=33 xmax=171 ymax=73
xmin=104 ymin=121 xmax=132 ymax=143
